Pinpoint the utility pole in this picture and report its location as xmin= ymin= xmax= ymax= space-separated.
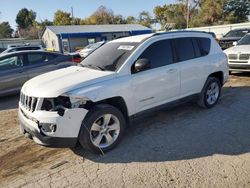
xmin=186 ymin=0 xmax=189 ymax=29
xmin=71 ymin=7 xmax=74 ymax=25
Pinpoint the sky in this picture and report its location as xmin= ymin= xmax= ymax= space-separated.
xmin=0 ymin=0 xmax=177 ymax=29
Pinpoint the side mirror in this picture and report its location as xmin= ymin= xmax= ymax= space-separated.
xmin=133 ymin=58 xmax=151 ymax=73
xmin=233 ymin=41 xmax=237 ymax=46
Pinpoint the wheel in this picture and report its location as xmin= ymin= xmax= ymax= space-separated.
xmin=229 ymin=71 xmax=232 ymax=75
xmin=78 ymin=104 xmax=126 ymax=154
xmin=197 ymin=77 xmax=221 ymax=108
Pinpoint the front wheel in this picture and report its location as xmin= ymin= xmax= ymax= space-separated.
xmin=197 ymin=77 xmax=221 ymax=108
xmin=78 ymin=104 xmax=126 ymax=154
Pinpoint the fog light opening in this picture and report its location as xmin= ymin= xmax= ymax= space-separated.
xmin=39 ymin=123 xmax=57 ymax=134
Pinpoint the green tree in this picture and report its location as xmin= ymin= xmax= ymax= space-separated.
xmin=18 ymin=26 xmax=40 ymax=39
xmin=53 ymin=10 xmax=72 ymax=25
xmin=154 ymin=4 xmax=187 ymax=29
xmin=138 ymin=11 xmax=152 ymax=28
xmin=89 ymin=6 xmax=114 ymax=24
xmin=39 ymin=19 xmax=53 ymax=27
xmin=0 ymin=22 xmax=13 ymax=38
xmin=126 ymin=16 xmax=137 ymax=24
xmin=224 ymin=0 xmax=250 ymax=23
xmin=72 ymin=17 xmax=81 ymax=25
xmin=198 ymin=0 xmax=226 ymax=26
xmin=113 ymin=15 xmax=127 ymax=24
xmin=16 ymin=8 xmax=36 ymax=29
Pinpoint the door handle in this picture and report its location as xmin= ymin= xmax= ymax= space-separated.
xmin=166 ymin=68 xmax=177 ymax=73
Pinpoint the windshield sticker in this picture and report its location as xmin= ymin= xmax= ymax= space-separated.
xmin=118 ymin=45 xmax=134 ymax=51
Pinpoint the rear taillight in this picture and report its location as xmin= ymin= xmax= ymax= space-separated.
xmin=71 ymin=57 xmax=82 ymax=63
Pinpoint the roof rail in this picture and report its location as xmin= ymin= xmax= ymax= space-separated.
xmin=152 ymin=30 xmax=213 ymax=37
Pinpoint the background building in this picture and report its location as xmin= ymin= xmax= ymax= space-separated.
xmin=41 ymin=24 xmax=152 ymax=53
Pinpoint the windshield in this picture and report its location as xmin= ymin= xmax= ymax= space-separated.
xmin=81 ymin=42 xmax=139 ymax=72
xmin=237 ymin=34 xmax=250 ymax=45
xmin=225 ymin=30 xmax=249 ymax=38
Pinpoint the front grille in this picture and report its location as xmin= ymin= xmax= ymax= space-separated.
xmin=228 ymin=54 xmax=238 ymax=60
xmin=229 ymin=61 xmax=248 ymax=64
xmin=239 ymin=54 xmax=250 ymax=60
xmin=20 ymin=93 xmax=38 ymax=112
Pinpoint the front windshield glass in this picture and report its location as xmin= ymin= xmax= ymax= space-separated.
xmin=237 ymin=34 xmax=250 ymax=45
xmin=225 ymin=30 xmax=249 ymax=38
xmin=81 ymin=42 xmax=139 ymax=72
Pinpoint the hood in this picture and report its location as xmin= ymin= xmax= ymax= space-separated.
xmin=22 ymin=66 xmax=116 ymax=98
xmin=224 ymin=45 xmax=250 ymax=54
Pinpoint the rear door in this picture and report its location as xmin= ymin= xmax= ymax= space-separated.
xmin=25 ymin=52 xmax=71 ymax=79
xmin=173 ymin=37 xmax=210 ymax=96
xmin=0 ymin=54 xmax=28 ymax=95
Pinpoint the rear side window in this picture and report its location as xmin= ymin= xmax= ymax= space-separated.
xmin=28 ymin=53 xmax=56 ymax=65
xmin=196 ymin=37 xmax=211 ymax=56
xmin=174 ymin=37 xmax=195 ymax=61
xmin=138 ymin=39 xmax=173 ymax=69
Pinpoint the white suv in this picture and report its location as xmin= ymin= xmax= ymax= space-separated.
xmin=19 ymin=31 xmax=228 ymax=153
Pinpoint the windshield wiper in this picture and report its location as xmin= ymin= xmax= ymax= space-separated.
xmin=80 ymin=64 xmax=105 ymax=71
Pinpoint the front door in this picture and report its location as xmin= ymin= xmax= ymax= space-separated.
xmin=0 ymin=54 xmax=28 ymax=95
xmin=131 ymin=39 xmax=180 ymax=113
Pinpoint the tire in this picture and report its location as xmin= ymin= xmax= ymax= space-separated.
xmin=197 ymin=77 xmax=221 ymax=109
xmin=78 ymin=104 xmax=126 ymax=154
xmin=229 ymin=71 xmax=232 ymax=75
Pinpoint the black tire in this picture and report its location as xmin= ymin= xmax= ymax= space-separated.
xmin=197 ymin=77 xmax=221 ymax=109
xmin=229 ymin=71 xmax=232 ymax=75
xmin=78 ymin=104 xmax=126 ymax=154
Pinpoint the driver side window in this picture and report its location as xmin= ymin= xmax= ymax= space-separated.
xmin=0 ymin=55 xmax=24 ymax=71
xmin=132 ymin=39 xmax=174 ymax=73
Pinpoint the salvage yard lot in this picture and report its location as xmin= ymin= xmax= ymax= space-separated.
xmin=1 ymin=74 xmax=250 ymax=188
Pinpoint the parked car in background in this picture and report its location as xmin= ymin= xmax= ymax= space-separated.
xmin=78 ymin=41 xmax=106 ymax=58
xmin=224 ymin=33 xmax=250 ymax=73
xmin=0 ymin=51 xmax=75 ymax=97
xmin=219 ymin=28 xmax=250 ymax=50
xmin=69 ymin=52 xmax=82 ymax=63
xmin=19 ymin=31 xmax=228 ymax=154
xmin=1 ymin=45 xmax=44 ymax=54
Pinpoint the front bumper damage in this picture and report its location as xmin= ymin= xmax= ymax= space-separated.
xmin=19 ymin=104 xmax=88 ymax=148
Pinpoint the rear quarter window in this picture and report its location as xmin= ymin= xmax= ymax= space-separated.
xmin=196 ymin=37 xmax=211 ymax=56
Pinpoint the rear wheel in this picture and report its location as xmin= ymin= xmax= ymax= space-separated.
xmin=78 ymin=104 xmax=126 ymax=154
xmin=198 ymin=77 xmax=221 ymax=108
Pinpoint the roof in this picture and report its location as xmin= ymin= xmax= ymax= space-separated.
xmin=46 ymin=24 xmax=152 ymax=35
xmin=0 ymin=50 xmax=61 ymax=58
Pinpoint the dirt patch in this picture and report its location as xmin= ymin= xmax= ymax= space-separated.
xmin=0 ymin=109 xmax=68 ymax=184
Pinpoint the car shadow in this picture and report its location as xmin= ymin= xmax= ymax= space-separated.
xmin=72 ymin=86 xmax=250 ymax=163
xmin=0 ymin=94 xmax=19 ymax=111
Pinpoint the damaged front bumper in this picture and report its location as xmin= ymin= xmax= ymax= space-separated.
xmin=19 ymin=104 xmax=88 ymax=148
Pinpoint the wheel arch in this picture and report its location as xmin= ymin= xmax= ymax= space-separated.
xmin=208 ymin=71 xmax=224 ymax=85
xmin=83 ymin=96 xmax=129 ymax=122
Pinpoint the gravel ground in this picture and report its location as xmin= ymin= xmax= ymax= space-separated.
xmin=0 ymin=73 xmax=250 ymax=188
